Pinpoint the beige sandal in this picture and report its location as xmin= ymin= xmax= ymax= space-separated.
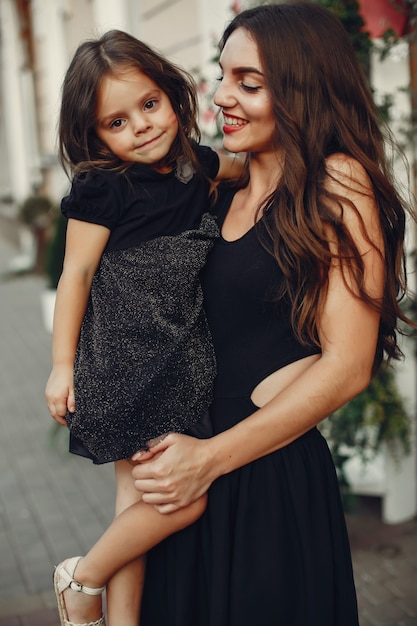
xmin=54 ymin=556 xmax=106 ymax=626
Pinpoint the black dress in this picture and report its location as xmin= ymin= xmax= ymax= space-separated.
xmin=140 ymin=186 xmax=359 ymax=626
xmin=61 ymin=146 xmax=219 ymax=464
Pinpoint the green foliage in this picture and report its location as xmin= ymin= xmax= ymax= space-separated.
xmin=320 ymin=365 xmax=412 ymax=504
xmin=19 ymin=195 xmax=55 ymax=228
xmin=44 ymin=213 xmax=67 ymax=289
xmin=312 ymin=0 xmax=372 ymax=72
xmin=325 ymin=366 xmax=410 ymax=456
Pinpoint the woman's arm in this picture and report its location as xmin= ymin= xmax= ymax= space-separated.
xmin=215 ymin=150 xmax=245 ymax=180
xmin=45 ymin=218 xmax=110 ymax=424
xmin=132 ymin=156 xmax=385 ymax=512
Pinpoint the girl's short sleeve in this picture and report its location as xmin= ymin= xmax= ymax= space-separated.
xmin=61 ymin=170 xmax=121 ymax=230
xmin=195 ymin=144 xmax=220 ymax=179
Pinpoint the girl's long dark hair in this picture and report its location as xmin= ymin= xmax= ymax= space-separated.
xmin=220 ymin=2 xmax=414 ymax=374
xmin=59 ymin=30 xmax=201 ymax=177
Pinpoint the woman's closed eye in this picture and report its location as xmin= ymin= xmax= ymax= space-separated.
xmin=239 ymin=82 xmax=261 ymax=93
xmin=216 ymin=75 xmax=261 ymax=93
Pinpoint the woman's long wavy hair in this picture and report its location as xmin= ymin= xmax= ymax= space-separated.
xmin=220 ymin=1 xmax=414 ymax=374
xmin=59 ymin=30 xmax=201 ymax=177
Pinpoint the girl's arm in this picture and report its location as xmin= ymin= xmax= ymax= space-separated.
xmin=45 ymin=218 xmax=110 ymax=424
xmin=132 ymin=155 xmax=384 ymax=512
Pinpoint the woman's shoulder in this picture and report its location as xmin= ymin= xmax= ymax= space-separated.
xmin=324 ymin=153 xmax=372 ymax=195
xmin=323 ymin=153 xmax=380 ymax=234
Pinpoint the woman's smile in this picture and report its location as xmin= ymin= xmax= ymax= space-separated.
xmin=222 ymin=114 xmax=248 ymax=133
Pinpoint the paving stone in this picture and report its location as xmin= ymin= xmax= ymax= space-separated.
xmin=0 ymin=593 xmax=44 ymax=618
xmin=360 ymin=581 xmax=398 ymax=606
xmin=357 ymin=590 xmax=377 ymax=617
xmin=387 ymin=575 xmax=417 ymax=600
xmin=20 ymin=608 xmax=58 ymax=625
xmin=364 ymin=601 xmax=411 ymax=625
xmin=383 ymin=557 xmax=417 ymax=578
xmin=0 ymin=617 xmax=20 ymax=626
xmin=398 ymin=596 xmax=417 ymax=619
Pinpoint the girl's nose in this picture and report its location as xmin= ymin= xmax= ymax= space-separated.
xmin=133 ymin=114 xmax=151 ymax=134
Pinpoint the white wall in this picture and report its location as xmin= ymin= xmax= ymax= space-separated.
xmin=344 ymin=41 xmax=417 ymax=523
xmin=0 ymin=0 xmax=38 ymax=204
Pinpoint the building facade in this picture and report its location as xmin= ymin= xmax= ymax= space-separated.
xmin=0 ymin=0 xmax=239 ymax=205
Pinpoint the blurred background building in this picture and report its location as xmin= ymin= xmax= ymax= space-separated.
xmin=0 ymin=0 xmax=414 ymax=209
xmin=0 ymin=0 xmax=415 ymax=524
xmin=0 ymin=0 xmax=239 ymax=207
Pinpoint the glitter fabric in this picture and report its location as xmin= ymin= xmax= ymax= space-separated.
xmin=66 ymin=213 xmax=218 ymax=464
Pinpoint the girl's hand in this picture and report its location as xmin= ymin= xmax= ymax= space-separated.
xmin=131 ymin=432 xmax=215 ymax=514
xmin=45 ymin=364 xmax=75 ymax=425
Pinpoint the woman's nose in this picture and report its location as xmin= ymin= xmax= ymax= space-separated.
xmin=213 ymin=79 xmax=233 ymax=108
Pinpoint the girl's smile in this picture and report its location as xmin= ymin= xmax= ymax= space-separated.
xmin=95 ymin=67 xmax=179 ymax=169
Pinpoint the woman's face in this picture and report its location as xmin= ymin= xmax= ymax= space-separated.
xmin=214 ymin=28 xmax=276 ymax=156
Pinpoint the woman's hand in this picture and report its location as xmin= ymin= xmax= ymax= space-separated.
xmin=131 ymin=433 xmax=216 ymax=514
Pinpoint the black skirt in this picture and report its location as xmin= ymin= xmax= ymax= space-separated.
xmin=140 ymin=397 xmax=359 ymax=626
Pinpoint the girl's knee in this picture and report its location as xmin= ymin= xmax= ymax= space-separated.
xmin=114 ymin=459 xmax=143 ymax=515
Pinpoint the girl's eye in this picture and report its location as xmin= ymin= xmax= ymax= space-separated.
xmin=144 ymin=99 xmax=157 ymax=110
xmin=110 ymin=119 xmax=124 ymax=129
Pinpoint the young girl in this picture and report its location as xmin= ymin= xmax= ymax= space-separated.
xmin=45 ymin=30 xmax=241 ymax=626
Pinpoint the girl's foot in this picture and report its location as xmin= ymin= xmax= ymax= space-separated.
xmin=54 ymin=556 xmax=105 ymax=626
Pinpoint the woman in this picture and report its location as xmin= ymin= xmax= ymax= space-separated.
xmin=133 ymin=3 xmax=413 ymax=625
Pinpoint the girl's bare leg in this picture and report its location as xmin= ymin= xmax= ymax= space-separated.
xmin=106 ymin=460 xmax=146 ymax=626
xmin=106 ymin=558 xmax=145 ymax=626
xmin=59 ymin=458 xmax=207 ymax=625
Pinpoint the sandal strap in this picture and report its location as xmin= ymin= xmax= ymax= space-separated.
xmin=56 ymin=557 xmax=105 ymax=596
xmin=67 ymin=580 xmax=105 ymax=596
xmin=64 ymin=618 xmax=105 ymax=626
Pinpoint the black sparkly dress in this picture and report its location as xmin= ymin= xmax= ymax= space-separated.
xmin=61 ymin=145 xmax=219 ymax=464
xmin=140 ymin=186 xmax=360 ymax=626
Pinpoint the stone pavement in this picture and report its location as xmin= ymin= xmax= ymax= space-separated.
xmin=0 ymin=232 xmax=115 ymax=625
xmin=0 ymin=229 xmax=416 ymax=625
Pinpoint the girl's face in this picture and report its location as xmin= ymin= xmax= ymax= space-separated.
xmin=95 ymin=68 xmax=179 ymax=170
xmin=214 ymin=28 xmax=276 ymax=156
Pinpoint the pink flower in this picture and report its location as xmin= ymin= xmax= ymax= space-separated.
xmin=203 ymin=108 xmax=217 ymax=123
xmin=197 ymin=81 xmax=209 ymax=95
